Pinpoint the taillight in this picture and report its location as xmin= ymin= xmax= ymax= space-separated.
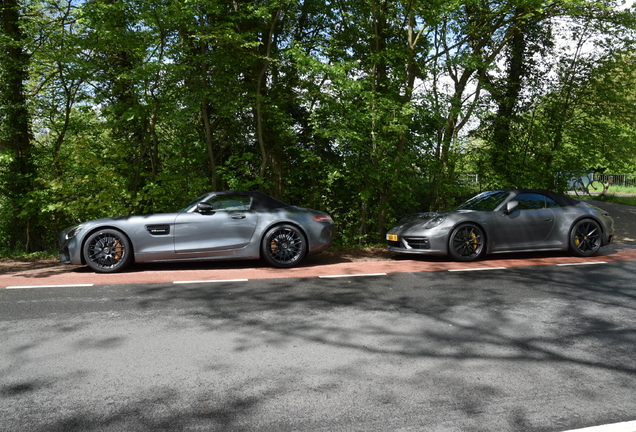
xmin=312 ymin=215 xmax=332 ymax=222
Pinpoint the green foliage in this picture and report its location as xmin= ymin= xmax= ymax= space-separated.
xmin=1 ymin=0 xmax=636 ymax=255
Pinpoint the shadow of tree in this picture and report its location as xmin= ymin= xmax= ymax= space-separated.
xmin=2 ymin=262 xmax=636 ymax=431
xmin=125 ymin=266 xmax=636 ymax=374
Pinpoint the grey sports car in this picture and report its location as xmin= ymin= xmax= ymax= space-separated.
xmin=386 ymin=189 xmax=614 ymax=261
xmin=60 ymin=191 xmax=334 ymax=273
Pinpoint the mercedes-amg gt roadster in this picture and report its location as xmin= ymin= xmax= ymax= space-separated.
xmin=60 ymin=191 xmax=334 ymax=273
xmin=386 ymin=189 xmax=614 ymax=261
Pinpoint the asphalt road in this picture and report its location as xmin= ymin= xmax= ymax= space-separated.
xmin=2 ymin=259 xmax=636 ymax=432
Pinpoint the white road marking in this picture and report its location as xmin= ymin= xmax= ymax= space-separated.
xmin=319 ymin=273 xmax=387 ymax=278
xmin=173 ymin=279 xmax=248 ymax=284
xmin=448 ymin=267 xmax=507 ymax=272
xmin=561 ymin=419 xmax=636 ymax=432
xmin=4 ymin=284 xmax=94 ymax=289
xmin=557 ymin=262 xmax=608 ymax=266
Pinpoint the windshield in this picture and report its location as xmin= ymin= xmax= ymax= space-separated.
xmin=456 ymin=191 xmax=510 ymax=211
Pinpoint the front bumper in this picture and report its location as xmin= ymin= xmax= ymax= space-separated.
xmin=59 ymin=246 xmax=71 ymax=264
xmin=386 ymin=230 xmax=449 ymax=256
xmin=59 ymin=230 xmax=83 ymax=265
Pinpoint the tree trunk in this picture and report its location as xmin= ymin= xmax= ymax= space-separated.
xmin=1 ymin=0 xmax=35 ymax=251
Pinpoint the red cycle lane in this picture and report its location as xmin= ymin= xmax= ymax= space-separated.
xmin=2 ymin=248 xmax=636 ymax=288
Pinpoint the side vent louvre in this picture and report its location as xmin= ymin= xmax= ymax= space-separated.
xmin=146 ymin=225 xmax=170 ymax=235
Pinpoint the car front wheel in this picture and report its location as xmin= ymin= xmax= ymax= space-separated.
xmin=83 ymin=229 xmax=133 ymax=273
xmin=570 ymin=219 xmax=602 ymax=256
xmin=261 ymin=224 xmax=307 ymax=268
xmin=448 ymin=223 xmax=485 ymax=261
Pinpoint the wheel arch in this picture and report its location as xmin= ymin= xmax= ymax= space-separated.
xmin=568 ymin=216 xmax=604 ymax=256
xmin=259 ymin=221 xmax=309 ymax=260
xmin=569 ymin=215 xmax=605 ymax=237
xmin=79 ymin=225 xmax=135 ymax=265
xmin=449 ymin=220 xmax=490 ymax=254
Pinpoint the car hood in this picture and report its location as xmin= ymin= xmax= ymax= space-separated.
xmin=396 ymin=212 xmax=449 ymax=229
xmin=576 ymin=201 xmax=608 ymax=213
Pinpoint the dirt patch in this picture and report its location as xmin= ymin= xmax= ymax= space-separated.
xmin=0 ymin=258 xmax=80 ymax=275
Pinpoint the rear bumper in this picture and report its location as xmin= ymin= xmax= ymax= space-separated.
xmin=308 ymin=225 xmax=334 ymax=256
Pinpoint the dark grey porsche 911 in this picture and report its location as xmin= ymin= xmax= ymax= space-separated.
xmin=386 ymin=189 xmax=614 ymax=261
xmin=60 ymin=191 xmax=334 ymax=273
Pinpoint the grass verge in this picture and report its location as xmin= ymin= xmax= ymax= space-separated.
xmin=575 ymin=194 xmax=636 ymax=206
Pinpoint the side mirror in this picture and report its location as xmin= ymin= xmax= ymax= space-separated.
xmin=504 ymin=200 xmax=518 ymax=215
xmin=196 ymin=202 xmax=215 ymax=214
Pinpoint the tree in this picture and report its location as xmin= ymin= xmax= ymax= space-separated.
xmin=1 ymin=0 xmax=635 ymax=254
xmin=474 ymin=0 xmax=636 ymax=188
xmin=0 ymin=0 xmax=36 ymax=251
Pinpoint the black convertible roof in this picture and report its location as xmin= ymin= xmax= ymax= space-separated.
xmin=211 ymin=190 xmax=289 ymax=210
xmin=505 ymin=188 xmax=580 ymax=207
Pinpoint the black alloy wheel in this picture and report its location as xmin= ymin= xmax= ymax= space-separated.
xmin=448 ymin=223 xmax=485 ymax=261
xmin=570 ymin=219 xmax=602 ymax=256
xmin=83 ymin=229 xmax=132 ymax=273
xmin=261 ymin=224 xmax=307 ymax=268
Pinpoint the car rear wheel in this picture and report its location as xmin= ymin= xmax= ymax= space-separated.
xmin=261 ymin=224 xmax=307 ymax=268
xmin=83 ymin=229 xmax=132 ymax=273
xmin=570 ymin=219 xmax=601 ymax=256
xmin=448 ymin=223 xmax=485 ymax=261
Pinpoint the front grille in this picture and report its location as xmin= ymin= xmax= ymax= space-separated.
xmin=404 ymin=237 xmax=430 ymax=250
xmin=388 ymin=240 xmax=402 ymax=248
xmin=59 ymin=248 xmax=70 ymax=264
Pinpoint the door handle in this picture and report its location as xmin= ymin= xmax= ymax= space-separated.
xmin=231 ymin=214 xmax=246 ymax=219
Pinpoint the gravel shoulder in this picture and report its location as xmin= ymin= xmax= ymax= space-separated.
xmin=2 ymin=200 xmax=634 ymax=275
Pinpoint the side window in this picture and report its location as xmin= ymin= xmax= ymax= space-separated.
xmin=544 ymin=196 xmax=559 ymax=208
xmin=205 ymin=195 xmax=252 ymax=211
xmin=515 ymin=193 xmax=548 ymax=210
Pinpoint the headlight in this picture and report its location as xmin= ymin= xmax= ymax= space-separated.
xmin=425 ymin=215 xmax=446 ymax=229
xmin=65 ymin=224 xmax=84 ymax=240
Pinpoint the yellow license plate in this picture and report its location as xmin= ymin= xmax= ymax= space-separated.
xmin=386 ymin=234 xmax=398 ymax=241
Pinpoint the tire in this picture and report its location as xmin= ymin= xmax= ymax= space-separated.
xmin=587 ymin=180 xmax=605 ymax=197
xmin=570 ymin=219 xmax=602 ymax=257
xmin=573 ymin=182 xmax=583 ymax=197
xmin=83 ymin=229 xmax=133 ymax=273
xmin=261 ymin=224 xmax=307 ymax=268
xmin=448 ymin=223 xmax=485 ymax=262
